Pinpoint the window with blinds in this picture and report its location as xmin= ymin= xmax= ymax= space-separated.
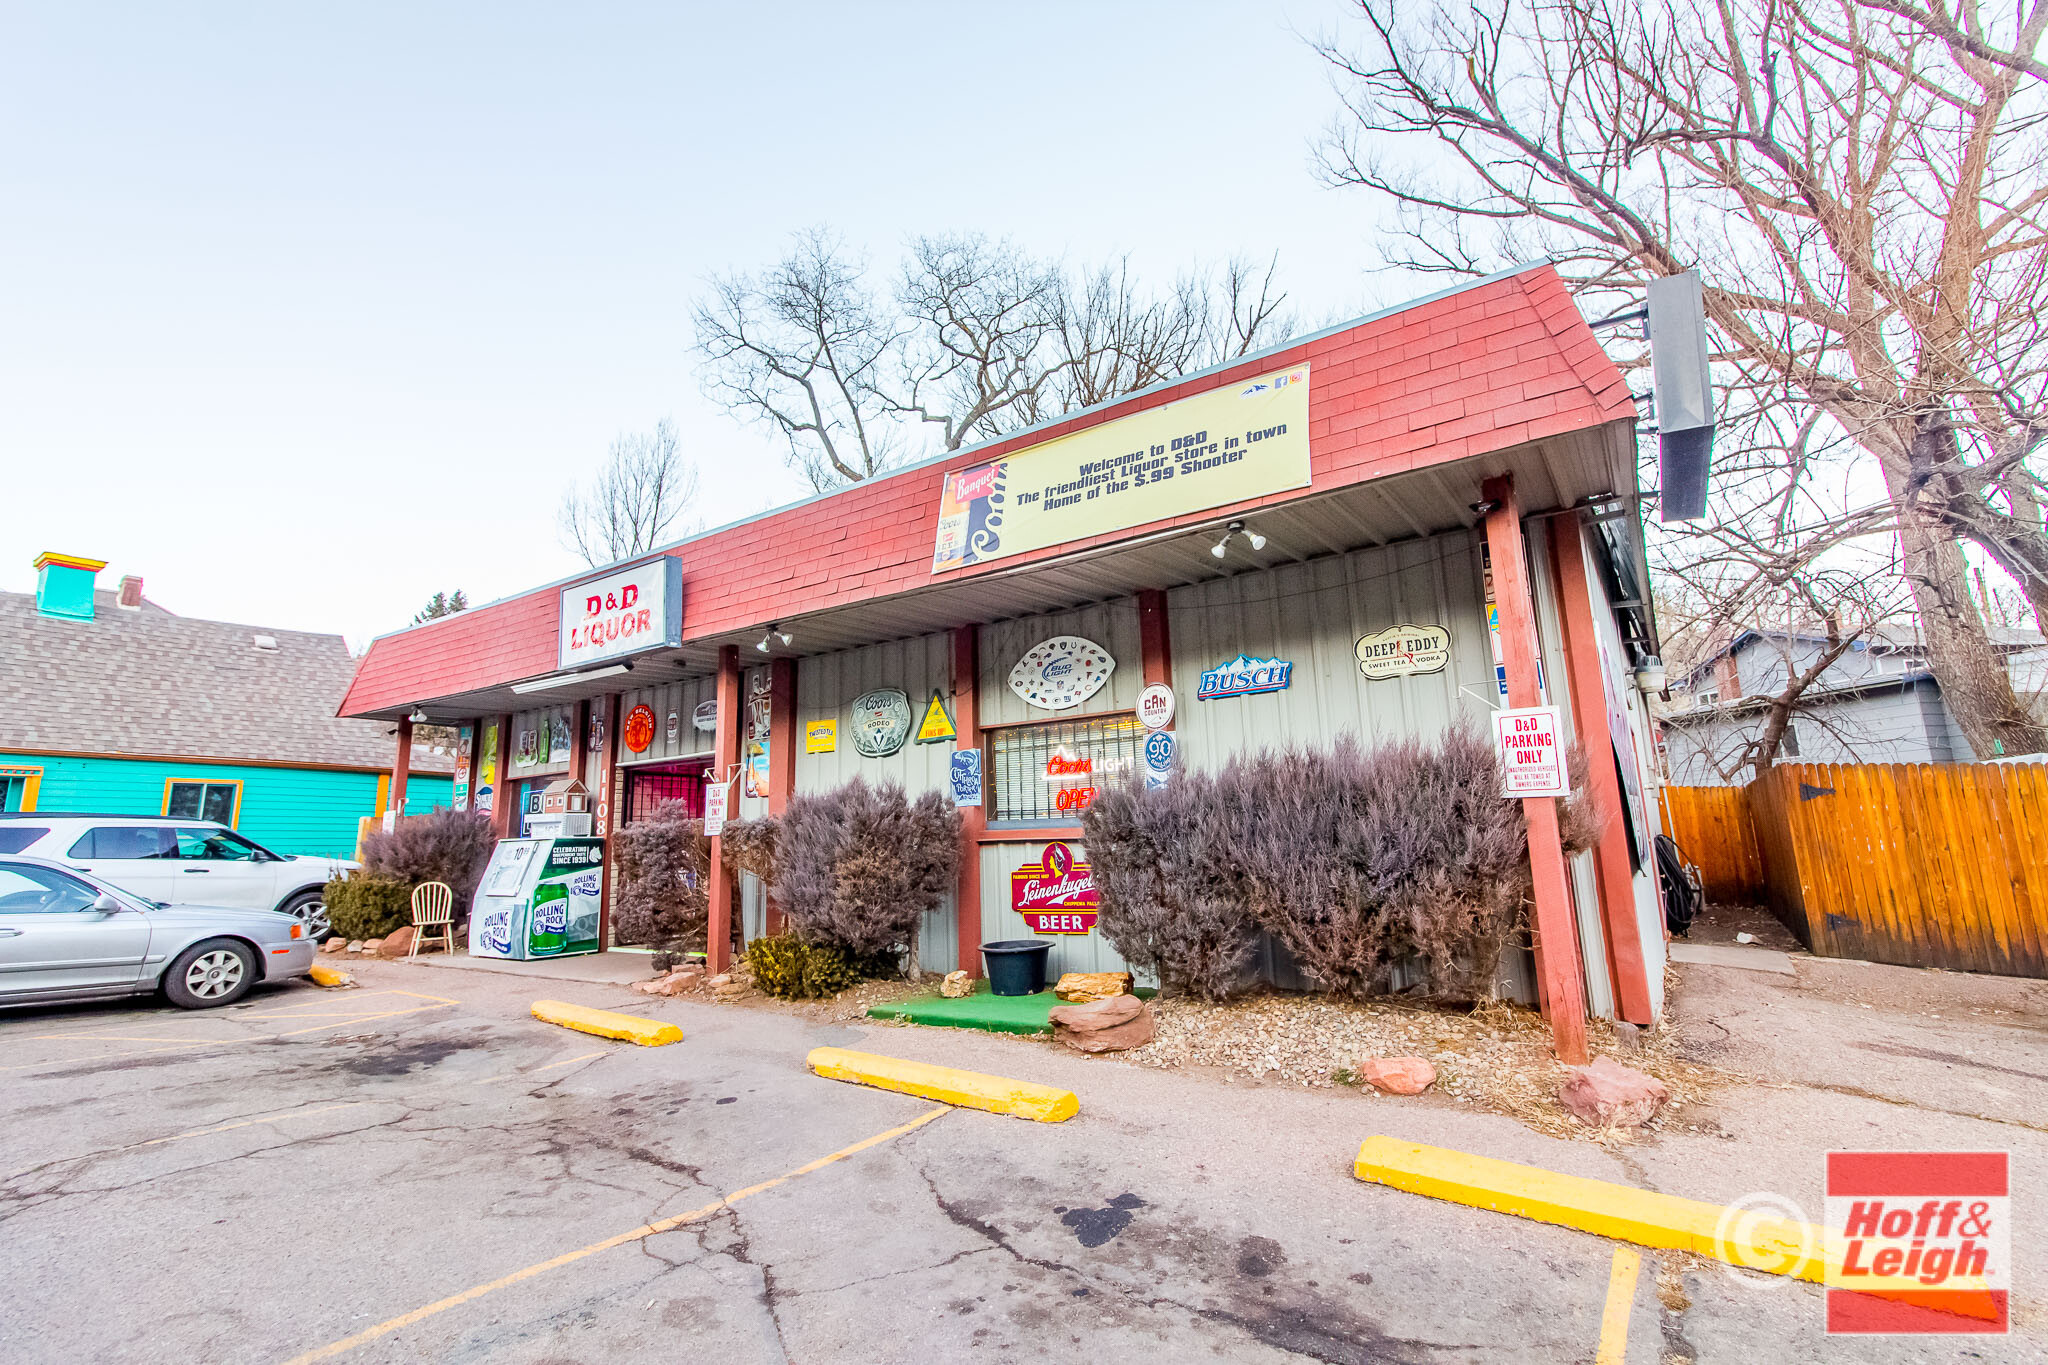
xmin=988 ymin=714 xmax=1146 ymax=822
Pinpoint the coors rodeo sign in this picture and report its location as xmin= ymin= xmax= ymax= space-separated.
xmin=557 ymin=558 xmax=684 ymax=671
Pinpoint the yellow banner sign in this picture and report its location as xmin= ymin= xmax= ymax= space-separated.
xmin=931 ymin=363 xmax=1311 ymax=572
xmin=804 ymin=719 xmax=837 ymax=754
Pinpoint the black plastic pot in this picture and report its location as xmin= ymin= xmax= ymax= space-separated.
xmin=980 ymin=939 xmax=1053 ymax=996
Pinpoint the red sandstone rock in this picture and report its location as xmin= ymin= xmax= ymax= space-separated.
xmin=1049 ymin=994 xmax=1156 ymax=1053
xmin=1560 ymin=1057 xmax=1668 ymax=1127
xmin=1356 ymin=1057 xmax=1438 ymax=1095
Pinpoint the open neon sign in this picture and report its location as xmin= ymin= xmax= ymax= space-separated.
xmin=1044 ymin=751 xmax=1096 ymax=812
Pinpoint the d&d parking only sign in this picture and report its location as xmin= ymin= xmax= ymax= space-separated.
xmin=1493 ymin=705 xmax=1571 ymax=798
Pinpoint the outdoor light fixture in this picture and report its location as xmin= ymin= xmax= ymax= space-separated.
xmin=1210 ymin=521 xmax=1266 ymax=559
xmin=510 ymin=661 xmax=634 ymax=694
xmin=408 ymin=707 xmax=429 ymax=724
xmin=756 ymin=624 xmax=792 ymax=653
xmin=1633 ymin=654 xmax=1668 ymax=695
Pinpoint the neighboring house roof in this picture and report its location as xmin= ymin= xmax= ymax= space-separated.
xmin=1658 ymin=669 xmax=1940 ymax=726
xmin=0 ymin=588 xmax=447 ymax=772
xmin=1675 ymin=624 xmax=2045 ymax=690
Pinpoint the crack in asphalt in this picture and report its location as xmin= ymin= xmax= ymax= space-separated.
xmin=906 ymin=1154 xmax=1476 ymax=1364
xmin=705 ymin=1205 xmax=792 ymax=1364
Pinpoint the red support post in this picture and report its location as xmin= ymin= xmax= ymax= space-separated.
xmin=1481 ymin=474 xmax=1590 ymax=1064
xmin=1551 ymin=515 xmax=1658 ymax=1024
xmin=1138 ymin=588 xmax=1172 ymax=691
xmin=490 ymin=714 xmax=515 ymax=839
xmin=391 ymin=717 xmax=414 ymax=818
xmin=592 ymin=693 xmax=619 ymax=951
xmin=705 ymin=645 xmax=742 ymax=975
xmin=569 ymin=699 xmax=590 ymax=787
xmin=764 ymin=656 xmax=797 ymax=936
xmin=953 ymin=625 xmax=984 ymax=977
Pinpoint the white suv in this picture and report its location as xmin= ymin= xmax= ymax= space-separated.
xmin=0 ymin=815 xmax=355 ymax=940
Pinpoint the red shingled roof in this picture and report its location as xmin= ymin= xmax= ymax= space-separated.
xmin=341 ymin=264 xmax=1633 ymax=717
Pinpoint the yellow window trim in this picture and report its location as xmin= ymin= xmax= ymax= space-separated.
xmin=0 ymin=765 xmax=42 ymax=813
xmin=161 ymin=776 xmax=244 ymax=827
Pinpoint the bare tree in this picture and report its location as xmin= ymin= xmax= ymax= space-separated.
xmin=694 ymin=232 xmax=1297 ymax=490
xmin=1661 ymin=556 xmax=1909 ymax=783
xmin=893 ymin=233 xmax=1064 ymax=450
xmin=692 ymin=230 xmax=903 ymax=489
xmin=1315 ymin=0 xmax=2048 ymax=756
xmin=558 ymin=418 xmax=699 ymax=568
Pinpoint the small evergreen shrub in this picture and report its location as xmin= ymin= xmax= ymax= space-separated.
xmin=611 ymin=800 xmax=711 ymax=948
xmin=772 ymin=779 xmax=960 ymax=979
xmin=357 ymin=807 xmax=496 ymax=919
xmin=322 ymin=873 xmax=414 ymax=940
xmin=744 ymin=933 xmax=879 ymax=1000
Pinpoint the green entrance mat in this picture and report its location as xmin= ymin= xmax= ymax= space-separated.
xmin=866 ymin=988 xmax=1061 ymax=1036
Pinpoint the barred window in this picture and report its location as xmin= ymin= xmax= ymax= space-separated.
xmin=988 ymin=714 xmax=1146 ymax=822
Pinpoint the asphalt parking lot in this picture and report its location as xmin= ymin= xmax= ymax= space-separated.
xmin=0 ymin=962 xmax=2037 ymax=1363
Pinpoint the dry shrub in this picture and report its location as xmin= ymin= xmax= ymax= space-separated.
xmin=611 ymin=800 xmax=710 ymax=948
xmin=1083 ymin=727 xmax=1535 ymax=1004
xmin=1554 ymin=744 xmax=1603 ymax=856
xmin=358 ymin=807 xmax=496 ymax=919
xmin=1082 ymin=772 xmax=1261 ymax=1001
xmin=774 ymin=778 xmax=960 ymax=980
xmin=718 ymin=816 xmax=780 ymax=882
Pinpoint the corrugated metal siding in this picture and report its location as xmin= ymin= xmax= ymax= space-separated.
xmin=616 ymin=678 xmax=718 ymax=766
xmin=1165 ymin=531 xmax=1495 ymax=767
xmin=0 ymin=751 xmax=437 ymax=859
xmin=794 ymin=633 xmax=956 ymax=794
xmin=979 ymin=601 xmax=1144 ymax=729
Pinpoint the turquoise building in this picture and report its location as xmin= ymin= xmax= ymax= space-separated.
xmin=3 ymin=553 xmax=449 ymax=859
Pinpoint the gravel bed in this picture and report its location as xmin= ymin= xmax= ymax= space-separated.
xmin=1119 ymin=987 xmax=1727 ymax=1142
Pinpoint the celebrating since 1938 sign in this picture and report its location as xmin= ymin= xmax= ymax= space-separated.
xmin=932 ymin=364 xmax=1311 ymax=573
xmin=1011 ymin=842 xmax=1098 ymax=934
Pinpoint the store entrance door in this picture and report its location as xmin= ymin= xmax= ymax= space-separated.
xmin=623 ymin=759 xmax=711 ymax=824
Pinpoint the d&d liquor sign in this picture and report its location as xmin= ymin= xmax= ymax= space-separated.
xmin=1011 ymin=841 xmax=1098 ymax=934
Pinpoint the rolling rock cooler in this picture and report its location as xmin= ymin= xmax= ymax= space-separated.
xmin=469 ymin=837 xmax=604 ymax=959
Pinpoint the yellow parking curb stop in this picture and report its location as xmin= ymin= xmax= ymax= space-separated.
xmin=1354 ymin=1135 xmax=1830 ymax=1281
xmin=308 ymin=964 xmax=353 ymax=988
xmin=806 ymin=1046 xmax=1078 ymax=1122
xmin=531 ymin=999 xmax=682 ymax=1046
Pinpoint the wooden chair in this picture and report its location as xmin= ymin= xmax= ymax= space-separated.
xmin=409 ymin=881 xmax=456 ymax=958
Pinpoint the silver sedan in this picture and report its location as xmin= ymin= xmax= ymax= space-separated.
xmin=0 ymin=855 xmax=317 ymax=1010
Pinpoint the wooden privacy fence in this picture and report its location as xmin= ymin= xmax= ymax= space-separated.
xmin=1662 ymin=763 xmax=2048 ymax=979
xmin=1657 ymin=785 xmax=1764 ymax=903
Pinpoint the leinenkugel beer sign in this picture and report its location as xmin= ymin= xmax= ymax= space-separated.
xmin=932 ymin=365 xmax=1311 ymax=572
xmin=558 ymin=558 xmax=683 ymax=670
xmin=1011 ymin=842 xmax=1098 ymax=934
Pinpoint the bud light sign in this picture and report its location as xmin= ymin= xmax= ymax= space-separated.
xmin=558 ymin=558 xmax=683 ymax=670
xmin=1011 ymin=842 xmax=1098 ymax=934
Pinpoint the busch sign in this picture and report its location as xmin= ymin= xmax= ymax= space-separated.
xmin=558 ymin=558 xmax=683 ymax=670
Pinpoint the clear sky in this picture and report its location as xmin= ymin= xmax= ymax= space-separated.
xmin=3 ymin=2 xmax=1425 ymax=648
